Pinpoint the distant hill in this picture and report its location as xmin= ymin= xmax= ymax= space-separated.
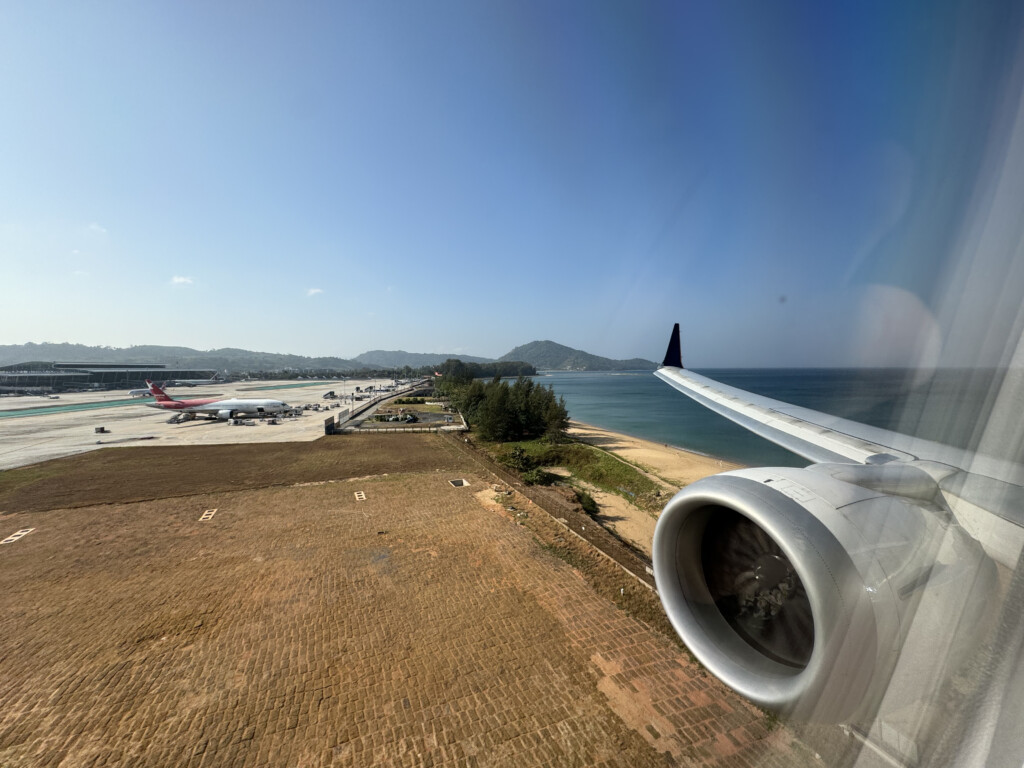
xmin=498 ymin=341 xmax=656 ymax=371
xmin=0 ymin=343 xmax=360 ymax=373
xmin=352 ymin=350 xmax=494 ymax=368
xmin=0 ymin=339 xmax=654 ymax=373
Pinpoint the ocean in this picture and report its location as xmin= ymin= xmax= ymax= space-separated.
xmin=534 ymin=369 xmax=1011 ymax=467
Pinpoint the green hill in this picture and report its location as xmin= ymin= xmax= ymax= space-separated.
xmin=0 ymin=343 xmax=359 ymax=373
xmin=0 ymin=339 xmax=655 ymax=374
xmin=497 ymin=341 xmax=656 ymax=371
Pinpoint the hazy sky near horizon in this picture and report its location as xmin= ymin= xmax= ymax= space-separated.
xmin=3 ymin=1 xmax=1024 ymax=367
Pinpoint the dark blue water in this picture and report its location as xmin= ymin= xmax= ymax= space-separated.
xmin=535 ymin=369 xmax=1008 ymax=467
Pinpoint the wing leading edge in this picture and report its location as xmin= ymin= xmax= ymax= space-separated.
xmin=654 ymin=323 xmax=1024 ymax=485
xmin=655 ymin=323 xmax=931 ymax=465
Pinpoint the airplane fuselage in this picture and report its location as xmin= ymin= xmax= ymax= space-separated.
xmin=145 ymin=396 xmax=290 ymax=419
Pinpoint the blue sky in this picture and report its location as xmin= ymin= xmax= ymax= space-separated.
xmin=2 ymin=1 xmax=1023 ymax=367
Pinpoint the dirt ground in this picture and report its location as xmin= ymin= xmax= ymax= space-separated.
xmin=580 ymin=481 xmax=657 ymax=557
xmin=0 ymin=433 xmax=823 ymax=767
xmin=0 ymin=433 xmax=465 ymax=515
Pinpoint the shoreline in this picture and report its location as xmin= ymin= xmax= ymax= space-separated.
xmin=564 ymin=420 xmax=744 ymax=557
xmin=567 ymin=419 xmax=744 ymax=490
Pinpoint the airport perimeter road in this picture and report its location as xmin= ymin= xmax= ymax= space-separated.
xmin=0 ymin=379 xmax=379 ymax=471
xmin=0 ymin=435 xmax=814 ymax=767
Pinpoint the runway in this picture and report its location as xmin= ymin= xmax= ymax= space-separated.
xmin=0 ymin=378 xmax=395 ymax=470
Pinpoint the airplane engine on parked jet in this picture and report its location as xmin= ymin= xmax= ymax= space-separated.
xmin=217 ymin=409 xmax=234 ymax=421
xmin=652 ymin=466 xmax=996 ymax=723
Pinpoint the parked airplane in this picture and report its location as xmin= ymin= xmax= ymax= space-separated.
xmin=129 ymin=375 xmax=219 ymax=396
xmin=143 ymin=380 xmax=291 ymax=420
xmin=652 ymin=323 xmax=1022 ymax=764
xmin=167 ymin=375 xmax=220 ymax=387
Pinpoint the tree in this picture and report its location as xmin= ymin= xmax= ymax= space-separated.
xmin=441 ymin=373 xmax=568 ymax=442
xmin=544 ymin=395 xmax=569 ymax=442
xmin=455 ymin=379 xmax=486 ymax=419
xmin=476 ymin=381 xmax=515 ymax=441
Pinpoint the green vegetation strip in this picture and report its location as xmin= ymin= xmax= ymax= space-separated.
xmin=494 ymin=439 xmax=662 ymax=510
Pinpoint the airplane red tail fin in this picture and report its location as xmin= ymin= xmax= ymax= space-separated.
xmin=146 ymin=380 xmax=174 ymax=402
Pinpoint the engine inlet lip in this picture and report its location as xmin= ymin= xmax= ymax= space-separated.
xmin=653 ymin=475 xmax=874 ymax=716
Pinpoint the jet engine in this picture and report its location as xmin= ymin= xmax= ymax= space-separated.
xmin=652 ymin=466 xmax=996 ymax=723
xmin=217 ymin=409 xmax=235 ymax=420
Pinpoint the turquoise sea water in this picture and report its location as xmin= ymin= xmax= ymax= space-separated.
xmin=536 ymin=369 xmax=1006 ymax=467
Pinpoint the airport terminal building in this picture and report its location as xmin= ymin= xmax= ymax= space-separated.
xmin=0 ymin=362 xmax=217 ymax=393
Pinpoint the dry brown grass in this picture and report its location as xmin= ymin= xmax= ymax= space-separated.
xmin=0 ymin=433 xmax=807 ymax=768
xmin=0 ymin=433 xmax=465 ymax=514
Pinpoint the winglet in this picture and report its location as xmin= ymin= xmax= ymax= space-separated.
xmin=661 ymin=323 xmax=684 ymax=368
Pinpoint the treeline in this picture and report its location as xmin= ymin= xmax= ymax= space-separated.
xmin=440 ymin=375 xmax=568 ymax=442
xmin=435 ymin=358 xmax=536 ymax=381
xmin=246 ymin=359 xmax=536 ymax=382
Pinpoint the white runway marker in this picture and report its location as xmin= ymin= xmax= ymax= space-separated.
xmin=199 ymin=509 xmax=217 ymax=521
xmin=1 ymin=528 xmax=35 ymax=545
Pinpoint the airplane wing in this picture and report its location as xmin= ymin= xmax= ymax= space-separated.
xmin=655 ymin=363 xmax=915 ymax=465
xmin=651 ymin=323 xmax=1024 ymax=762
xmin=655 ymin=324 xmax=1024 ymax=536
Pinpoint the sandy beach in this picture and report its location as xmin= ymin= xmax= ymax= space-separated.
xmin=569 ymin=420 xmax=743 ymax=487
xmin=566 ymin=420 xmax=744 ymax=556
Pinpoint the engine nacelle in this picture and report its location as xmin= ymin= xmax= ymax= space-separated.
xmin=217 ymin=409 xmax=234 ymax=421
xmin=652 ymin=466 xmax=995 ymax=723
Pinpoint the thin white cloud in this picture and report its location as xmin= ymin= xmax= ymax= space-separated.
xmin=87 ymin=223 xmax=107 ymax=234
xmin=171 ymin=275 xmax=193 ymax=285
xmin=307 ymin=288 xmax=323 ymax=297
xmin=72 ymin=270 xmax=89 ymax=277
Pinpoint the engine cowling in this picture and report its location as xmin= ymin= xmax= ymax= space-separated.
xmin=652 ymin=466 xmax=995 ymax=723
xmin=217 ymin=409 xmax=234 ymax=421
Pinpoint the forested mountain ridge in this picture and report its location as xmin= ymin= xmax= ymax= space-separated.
xmin=498 ymin=340 xmax=656 ymax=371
xmin=0 ymin=343 xmax=358 ymax=372
xmin=0 ymin=340 xmax=654 ymax=372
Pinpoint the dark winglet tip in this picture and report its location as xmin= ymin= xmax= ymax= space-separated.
xmin=661 ymin=323 xmax=683 ymax=368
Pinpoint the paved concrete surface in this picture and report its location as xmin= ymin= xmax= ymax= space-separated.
xmin=0 ymin=379 xmax=399 ymax=470
xmin=0 ymin=437 xmax=816 ymax=767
